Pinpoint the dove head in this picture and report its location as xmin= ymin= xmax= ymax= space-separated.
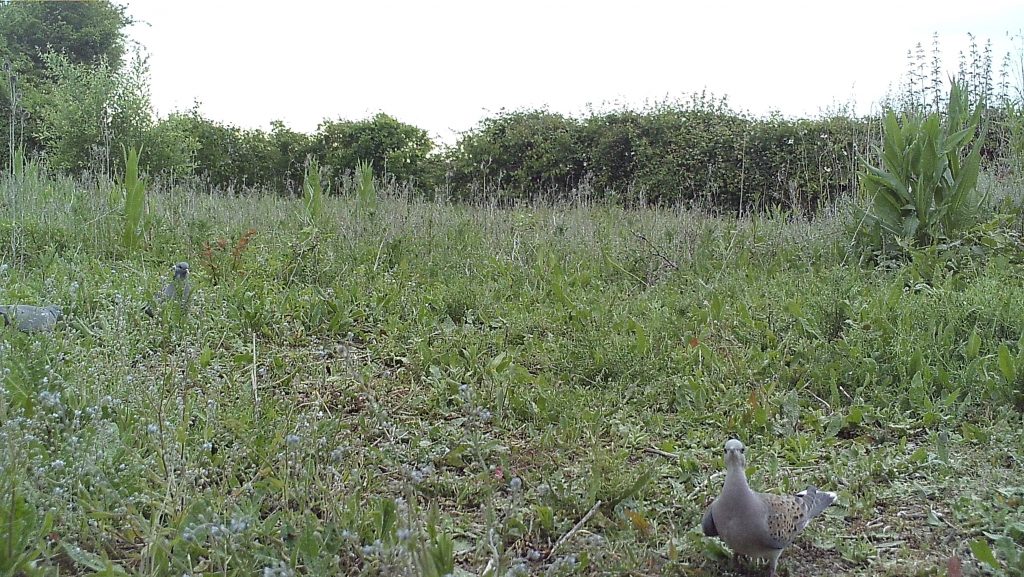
xmin=44 ymin=305 xmax=63 ymax=320
xmin=173 ymin=262 xmax=190 ymax=280
xmin=724 ymin=439 xmax=746 ymax=469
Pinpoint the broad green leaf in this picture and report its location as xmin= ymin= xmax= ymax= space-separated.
xmin=846 ymin=404 xmax=865 ymax=425
xmin=969 ymin=538 xmax=1000 ymax=570
xmin=297 ymin=523 xmax=322 ymax=561
xmin=945 ymin=125 xmax=975 ymax=151
xmin=965 ymin=330 xmax=981 ymax=359
xmin=535 ymin=505 xmax=555 ymax=531
xmin=62 ymin=543 xmax=117 ymax=572
xmin=121 ymin=145 xmax=146 ymax=251
xmin=486 ymin=351 xmax=512 ymax=373
xmin=950 ymin=132 xmax=983 ymax=210
xmin=303 ymin=158 xmax=325 ymax=223
xmin=998 ymin=343 xmax=1016 ymax=383
xmin=909 ymin=447 xmax=928 ymax=464
xmin=881 ymin=111 xmax=905 ymax=169
xmin=902 ymin=214 xmax=920 ymax=238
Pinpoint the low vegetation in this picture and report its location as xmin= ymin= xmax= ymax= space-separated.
xmin=1 ymin=154 xmax=1023 ymax=575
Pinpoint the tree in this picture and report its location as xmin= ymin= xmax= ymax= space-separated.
xmin=446 ymin=109 xmax=584 ymax=198
xmin=269 ymin=120 xmax=312 ymax=192
xmin=0 ymin=0 xmax=133 ymax=169
xmin=313 ymin=113 xmax=435 ymax=185
xmin=0 ymin=0 xmax=132 ymax=71
xmin=34 ymin=51 xmax=152 ymax=174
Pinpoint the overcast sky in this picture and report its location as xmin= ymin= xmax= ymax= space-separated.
xmin=124 ymin=0 xmax=1023 ymax=144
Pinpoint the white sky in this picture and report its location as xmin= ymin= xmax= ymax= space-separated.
xmin=124 ymin=0 xmax=1023 ymax=145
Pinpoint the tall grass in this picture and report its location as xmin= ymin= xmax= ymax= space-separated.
xmin=4 ymin=58 xmax=17 ymax=175
xmin=356 ymin=158 xmax=377 ymax=213
xmin=0 ymin=167 xmax=1023 ymax=576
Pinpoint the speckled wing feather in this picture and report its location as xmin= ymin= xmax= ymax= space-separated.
xmin=758 ymin=487 xmax=837 ymax=549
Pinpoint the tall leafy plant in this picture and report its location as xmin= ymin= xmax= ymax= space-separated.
xmin=121 ymin=145 xmax=146 ymax=251
xmin=303 ymin=157 xmax=325 ymax=225
xmin=858 ymin=81 xmax=986 ymax=251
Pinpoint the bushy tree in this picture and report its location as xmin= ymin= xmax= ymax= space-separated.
xmin=0 ymin=0 xmax=131 ymax=70
xmin=446 ymin=109 xmax=584 ymax=199
xmin=33 ymin=51 xmax=152 ymax=174
xmin=269 ymin=120 xmax=313 ymax=192
xmin=161 ymin=110 xmax=243 ymax=190
xmin=313 ymin=113 xmax=435 ymax=185
xmin=0 ymin=0 xmax=132 ymax=169
xmin=579 ymin=110 xmax=643 ymax=195
xmin=142 ymin=112 xmax=199 ymax=179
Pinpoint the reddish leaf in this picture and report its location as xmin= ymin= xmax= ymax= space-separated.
xmin=947 ymin=555 xmax=962 ymax=577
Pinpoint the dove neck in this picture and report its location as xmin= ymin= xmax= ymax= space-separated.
xmin=725 ymin=461 xmax=750 ymax=491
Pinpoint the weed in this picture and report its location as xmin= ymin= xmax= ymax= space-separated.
xmin=120 ymin=145 xmax=146 ymax=252
xmin=857 ymin=81 xmax=988 ymax=254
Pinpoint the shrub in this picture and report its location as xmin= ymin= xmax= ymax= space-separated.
xmin=312 ymin=113 xmax=435 ymax=187
xmin=269 ymin=120 xmax=313 ymax=192
xmin=629 ymin=99 xmax=748 ymax=207
xmin=444 ymin=98 xmax=870 ymax=211
xmin=579 ymin=109 xmax=643 ymax=195
xmin=445 ymin=109 xmax=585 ymax=200
xmin=165 ymin=110 xmax=290 ymax=192
xmin=33 ymin=51 xmax=152 ymax=175
xmin=142 ymin=111 xmax=199 ymax=178
xmin=857 ymin=81 xmax=986 ymax=252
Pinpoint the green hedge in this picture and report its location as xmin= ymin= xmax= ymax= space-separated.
xmin=446 ymin=103 xmax=877 ymax=211
xmin=4 ymin=73 xmax=1006 ymax=213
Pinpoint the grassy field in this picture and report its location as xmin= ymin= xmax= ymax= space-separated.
xmin=1 ymin=167 xmax=1023 ymax=577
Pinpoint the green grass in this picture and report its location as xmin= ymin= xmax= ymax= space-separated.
xmin=1 ymin=168 xmax=1023 ymax=577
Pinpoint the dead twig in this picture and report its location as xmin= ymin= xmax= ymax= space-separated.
xmin=632 ymin=230 xmax=679 ymax=270
xmin=643 ymin=446 xmax=680 ymax=460
xmin=548 ymin=499 xmax=602 ymax=559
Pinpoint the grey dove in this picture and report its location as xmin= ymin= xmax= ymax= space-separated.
xmin=0 ymin=304 xmax=63 ymax=333
xmin=701 ymin=439 xmax=837 ymax=577
xmin=145 ymin=261 xmax=191 ymax=317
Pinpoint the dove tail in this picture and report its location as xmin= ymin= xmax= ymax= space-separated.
xmin=797 ymin=487 xmax=837 ymax=519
